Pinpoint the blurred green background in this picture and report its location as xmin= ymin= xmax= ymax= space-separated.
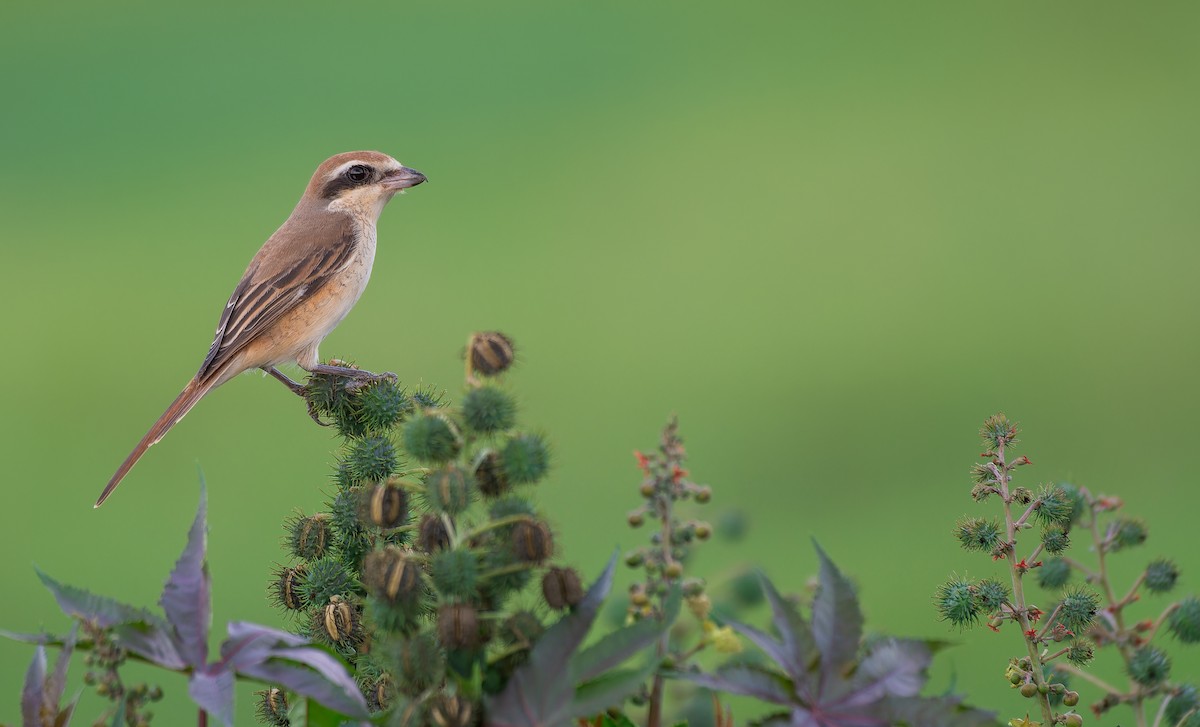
xmin=3 ymin=0 xmax=1198 ymax=723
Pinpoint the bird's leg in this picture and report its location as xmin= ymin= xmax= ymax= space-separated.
xmin=307 ymin=363 xmax=398 ymax=391
xmin=263 ymin=366 xmax=328 ymax=426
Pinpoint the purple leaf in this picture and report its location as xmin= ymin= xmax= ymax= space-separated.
xmin=188 ymin=667 xmax=235 ymax=727
xmin=111 ymin=623 xmax=187 ymax=669
xmin=571 ymin=585 xmax=679 ymax=683
xmin=570 ymin=664 xmax=657 ymax=719
xmin=485 ymin=554 xmax=618 ymax=727
xmin=160 ymin=483 xmax=211 ymax=667
xmin=236 ymin=658 xmax=369 ymax=719
xmin=45 ymin=624 xmax=78 ymax=714
xmin=810 ymin=542 xmax=863 ymax=679
xmin=678 ymin=663 xmax=795 ymax=706
xmin=22 ymin=645 xmax=47 ymax=727
xmin=758 ymin=571 xmax=817 ymax=678
xmin=881 ymin=695 xmax=997 ymax=726
xmin=845 ymin=638 xmax=934 ymax=704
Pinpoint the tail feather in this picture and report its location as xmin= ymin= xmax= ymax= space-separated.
xmin=95 ymin=377 xmax=214 ymax=508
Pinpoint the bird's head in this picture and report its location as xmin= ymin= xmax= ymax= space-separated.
xmin=305 ymin=151 xmax=426 ymax=220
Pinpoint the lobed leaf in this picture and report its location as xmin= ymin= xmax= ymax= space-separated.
xmin=571 ymin=584 xmax=680 ymax=683
xmin=678 ymin=663 xmax=795 ymax=706
xmin=21 ymin=646 xmax=47 ymax=727
xmin=810 ymin=541 xmax=864 ymax=679
xmin=188 ymin=667 xmax=235 ymax=727
xmin=160 ymin=483 xmax=211 ymax=667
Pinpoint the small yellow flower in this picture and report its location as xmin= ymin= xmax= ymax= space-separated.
xmin=704 ymin=621 xmax=742 ymax=654
xmin=686 ymin=593 xmax=712 ymax=621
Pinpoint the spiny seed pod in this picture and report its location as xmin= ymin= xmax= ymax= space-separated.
xmin=418 ymin=513 xmax=451 ymax=552
xmin=358 ymin=378 xmax=411 ymax=431
xmin=255 ymin=688 xmax=289 ymax=726
xmin=312 ymin=596 xmax=362 ymax=647
xmin=1011 ymin=487 xmax=1033 ymax=505
xmin=437 ymin=603 xmax=480 ymax=649
xmin=288 ymin=513 xmax=332 ymax=560
xmin=511 ymin=520 xmax=554 ymax=563
xmin=357 ymin=480 xmax=408 ymax=528
xmin=935 ymin=577 xmax=981 ymax=629
xmin=480 ymin=547 xmax=531 ymax=600
xmin=975 ymin=578 xmax=1009 ymax=611
xmin=363 ymin=547 xmax=423 ymax=604
xmin=429 ymin=693 xmax=476 ymax=727
xmin=1166 ymin=685 xmax=1200 ymax=726
xmin=271 ymin=565 xmax=308 ymax=611
xmin=395 ymin=632 xmax=444 ymax=695
xmin=347 ymin=435 xmax=398 ymax=484
xmin=1035 ymin=485 xmax=1074 ymax=526
xmin=299 ymin=558 xmax=359 ymax=605
xmin=502 ymin=610 xmax=544 ymax=646
xmin=1056 ymin=482 xmax=1087 ymax=523
xmin=469 ymin=331 xmax=516 ymax=376
xmin=1041 ymin=523 xmax=1070 ymax=555
xmin=427 ymin=466 xmax=473 ymax=515
xmin=542 ymin=566 xmax=584 ymax=610
xmin=1058 ymin=587 xmax=1100 ymax=632
xmin=473 ymin=451 xmax=510 ymax=498
xmin=489 ymin=495 xmax=536 ymax=526
xmin=954 ymin=517 xmax=1003 ymax=552
xmin=501 ymin=433 xmax=549 ymax=485
xmin=461 ymin=386 xmax=517 ymax=434
xmin=362 ymin=674 xmax=395 ymax=713
xmin=1037 ymin=557 xmax=1072 ymax=589
xmin=1168 ymin=596 xmax=1200 ymax=643
xmin=1109 ymin=518 xmax=1148 ymax=551
xmin=432 ymin=549 xmax=480 ymax=600
xmin=1128 ymin=645 xmax=1171 ymax=686
xmin=403 ymin=413 xmax=461 ymax=463
xmin=1144 ymin=558 xmax=1180 ymax=594
xmin=979 ymin=413 xmax=1017 ymax=448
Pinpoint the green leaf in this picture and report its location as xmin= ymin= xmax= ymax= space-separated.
xmin=304 ymin=697 xmax=348 ymax=727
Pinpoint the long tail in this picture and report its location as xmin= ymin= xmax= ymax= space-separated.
xmin=95 ymin=377 xmax=216 ymax=508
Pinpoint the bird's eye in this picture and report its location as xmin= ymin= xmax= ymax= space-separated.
xmin=345 ymin=165 xmax=371 ymax=183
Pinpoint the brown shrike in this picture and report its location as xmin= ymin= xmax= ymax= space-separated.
xmin=95 ymin=151 xmax=426 ymax=507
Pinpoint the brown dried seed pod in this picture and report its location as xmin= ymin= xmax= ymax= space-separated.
xmin=429 ymin=693 xmax=476 ymax=727
xmin=474 ymin=451 xmax=510 ymax=498
xmin=364 ymin=674 xmax=395 ymax=713
xmin=362 ymin=546 xmax=422 ymax=604
xmin=542 ymin=566 xmax=584 ymax=610
xmin=417 ymin=513 xmax=451 ymax=553
xmin=272 ymin=565 xmax=307 ymax=611
xmin=290 ymin=514 xmax=332 ymax=559
xmin=437 ymin=603 xmax=480 ymax=650
xmin=468 ymin=331 xmax=515 ymax=376
xmin=357 ymin=480 xmax=408 ymax=528
xmin=511 ymin=520 xmax=554 ymax=563
xmin=427 ymin=466 xmax=473 ymax=515
xmin=255 ymin=688 xmax=289 ymax=726
xmin=502 ymin=610 xmax=544 ymax=646
xmin=313 ymin=596 xmax=362 ymax=646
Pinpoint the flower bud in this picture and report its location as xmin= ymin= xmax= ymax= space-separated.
xmin=627 ymin=511 xmax=645 ymax=527
xmin=1064 ymin=714 xmax=1083 ymax=727
xmin=542 ymin=566 xmax=583 ymax=610
xmin=1019 ymin=682 xmax=1038 ymax=698
xmin=469 ymin=331 xmax=516 ymax=376
xmin=694 ymin=486 xmax=712 ymax=503
xmin=1063 ymin=691 xmax=1079 ymax=707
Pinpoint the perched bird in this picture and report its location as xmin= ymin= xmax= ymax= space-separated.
xmin=95 ymin=151 xmax=426 ymax=507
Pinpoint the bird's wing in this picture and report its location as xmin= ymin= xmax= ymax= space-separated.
xmin=197 ymin=217 xmax=357 ymax=380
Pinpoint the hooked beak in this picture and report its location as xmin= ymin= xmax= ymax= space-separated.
xmin=383 ymin=166 xmax=427 ymax=190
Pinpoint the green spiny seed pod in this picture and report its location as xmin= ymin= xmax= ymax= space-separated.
xmin=1166 ymin=685 xmax=1200 ymax=727
xmin=363 ymin=547 xmax=423 ymax=605
xmin=462 ymin=386 xmax=517 ymax=434
xmin=429 ymin=693 xmax=477 ymax=727
xmin=469 ymin=331 xmax=516 ymax=376
xmin=1011 ymin=487 xmax=1033 ymax=505
xmin=271 ymin=565 xmax=307 ymax=611
xmin=432 ymin=549 xmax=480 ymax=600
xmin=311 ymin=596 xmax=363 ymax=648
xmin=935 ymin=577 xmax=981 ymax=629
xmin=970 ymin=462 xmax=994 ymax=484
xmin=1038 ymin=558 xmax=1073 ymax=589
xmin=511 ymin=520 xmax=554 ymax=563
xmin=479 ymin=547 xmax=531 ymax=601
xmin=501 ymin=610 xmax=544 ymax=646
xmin=358 ymin=378 xmax=411 ymax=431
xmin=254 ymin=688 xmax=289 ymax=726
xmin=412 ymin=385 xmax=449 ymax=409
xmin=1128 ymin=645 xmax=1171 ymax=686
xmin=332 ymin=461 xmax=356 ymax=491
xmin=542 ymin=566 xmax=584 ymax=610
xmin=1144 ymin=558 xmax=1180 ymax=594
xmin=395 ymin=632 xmax=444 ymax=696
xmin=357 ymin=480 xmax=409 ymax=529
xmin=955 ymin=517 xmax=1004 ymax=552
xmin=299 ymin=557 xmax=359 ymax=605
xmin=1035 ymin=485 xmax=1074 ymax=526
xmin=287 ymin=513 xmax=332 ymax=560
xmin=347 ymin=436 xmax=398 ymax=484
xmin=437 ymin=603 xmax=480 ymax=649
xmin=489 ymin=495 xmax=537 ymax=525
xmin=427 ymin=466 xmax=473 ymax=515
xmin=473 ymin=451 xmax=510 ymax=498
xmin=969 ymin=483 xmax=994 ymax=502
xmin=418 ymin=513 xmax=452 ymax=553
xmin=1169 ymin=595 xmax=1200 ymax=643
xmin=500 ymin=433 xmax=550 ymax=485
xmin=1109 ymin=518 xmax=1148 ymax=551
xmin=403 ymin=413 xmax=461 ymax=463
xmin=1058 ymin=587 xmax=1100 ymax=632
xmin=1066 ymin=639 xmax=1095 ymax=666
xmin=1041 ymin=523 xmax=1070 ymax=555
xmin=979 ymin=413 xmax=1017 ymax=448
xmin=975 ymin=578 xmax=1009 ymax=611
xmin=1056 ymin=482 xmax=1087 ymax=524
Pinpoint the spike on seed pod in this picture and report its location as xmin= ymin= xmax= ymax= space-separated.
xmin=473 ymin=451 xmax=510 ymax=498
xmin=437 ymin=603 xmax=480 ymax=649
xmin=363 ymin=547 xmax=423 ymax=604
xmin=542 ymin=566 xmax=584 ymax=610
xmin=429 ymin=693 xmax=476 ymax=727
xmin=255 ymin=688 xmax=289 ymax=727
xmin=418 ymin=513 xmax=451 ymax=552
xmin=298 ymin=557 xmax=358 ymax=605
xmin=288 ymin=513 xmax=332 ymax=560
xmin=468 ymin=331 xmax=516 ymax=377
xmin=511 ymin=520 xmax=554 ymax=563
xmin=346 ymin=435 xmax=398 ymax=484
xmin=271 ymin=565 xmax=308 ymax=611
xmin=357 ymin=481 xmax=408 ymax=528
xmin=427 ymin=466 xmax=473 ymax=515
xmin=357 ymin=378 xmax=411 ymax=431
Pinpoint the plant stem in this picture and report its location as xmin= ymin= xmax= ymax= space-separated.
xmin=1055 ymin=662 xmax=1122 ymax=696
xmin=997 ymin=440 xmax=1056 ymax=725
xmin=198 ymin=708 xmax=207 ymax=727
